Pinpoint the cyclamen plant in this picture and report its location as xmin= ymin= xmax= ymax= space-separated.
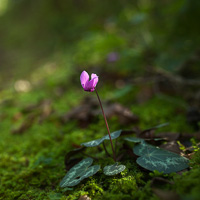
xmin=59 ymin=71 xmax=189 ymax=190
xmin=80 ymin=71 xmax=116 ymax=161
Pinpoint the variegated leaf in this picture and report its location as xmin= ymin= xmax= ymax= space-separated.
xmin=103 ymin=163 xmax=126 ymax=176
xmin=133 ymin=142 xmax=189 ymax=173
xmin=60 ymin=158 xmax=100 ymax=188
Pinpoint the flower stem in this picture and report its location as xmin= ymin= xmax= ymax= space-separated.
xmin=102 ymin=141 xmax=111 ymax=158
xmin=95 ymin=89 xmax=116 ymax=162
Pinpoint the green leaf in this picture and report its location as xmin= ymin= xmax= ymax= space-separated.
xmin=81 ymin=130 xmax=122 ymax=147
xmin=141 ymin=122 xmax=169 ymax=134
xmin=103 ymin=163 xmax=126 ymax=176
xmin=59 ymin=157 xmax=100 ymax=188
xmin=152 ymin=122 xmax=169 ymax=129
xmin=124 ymin=136 xmax=164 ymax=143
xmin=124 ymin=137 xmax=144 ymax=143
xmin=81 ymin=138 xmax=103 ymax=147
xmin=133 ymin=142 xmax=189 ymax=173
xmin=103 ymin=130 xmax=122 ymax=140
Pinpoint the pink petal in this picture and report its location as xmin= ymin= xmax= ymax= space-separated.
xmin=91 ymin=73 xmax=98 ymax=88
xmin=91 ymin=73 xmax=98 ymax=79
xmin=80 ymin=71 xmax=89 ymax=88
xmin=84 ymin=78 xmax=96 ymax=92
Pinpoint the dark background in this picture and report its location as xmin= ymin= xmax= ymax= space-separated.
xmin=0 ymin=0 xmax=200 ymax=88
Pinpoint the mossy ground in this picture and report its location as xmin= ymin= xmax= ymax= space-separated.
xmin=0 ymin=64 xmax=199 ymax=200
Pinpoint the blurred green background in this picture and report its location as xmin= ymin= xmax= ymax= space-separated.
xmin=0 ymin=0 xmax=200 ymax=89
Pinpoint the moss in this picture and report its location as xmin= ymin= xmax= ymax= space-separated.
xmin=0 ymin=64 xmax=199 ymax=200
xmin=109 ymin=176 xmax=137 ymax=193
xmin=173 ymin=168 xmax=200 ymax=200
xmin=128 ymin=94 xmax=194 ymax=133
xmin=83 ymin=178 xmax=104 ymax=197
xmin=190 ymin=149 xmax=200 ymax=168
xmin=99 ymin=181 xmax=159 ymax=200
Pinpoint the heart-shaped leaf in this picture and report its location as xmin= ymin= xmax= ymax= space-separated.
xmin=60 ymin=157 xmax=100 ymax=188
xmin=81 ymin=130 xmax=122 ymax=147
xmin=103 ymin=163 xmax=126 ymax=176
xmin=133 ymin=142 xmax=189 ymax=173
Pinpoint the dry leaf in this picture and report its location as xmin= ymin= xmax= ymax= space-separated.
xmin=61 ymin=96 xmax=139 ymax=127
xmin=152 ymin=188 xmax=180 ymax=200
xmin=78 ymin=195 xmax=91 ymax=200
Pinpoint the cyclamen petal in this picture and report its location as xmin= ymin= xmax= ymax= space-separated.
xmin=80 ymin=71 xmax=98 ymax=92
xmin=84 ymin=79 xmax=96 ymax=92
xmin=80 ymin=71 xmax=89 ymax=88
xmin=91 ymin=73 xmax=98 ymax=88
xmin=91 ymin=73 xmax=98 ymax=79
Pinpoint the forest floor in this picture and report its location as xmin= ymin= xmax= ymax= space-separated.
xmin=1 ymin=1 xmax=200 ymax=199
xmin=0 ymin=63 xmax=200 ymax=200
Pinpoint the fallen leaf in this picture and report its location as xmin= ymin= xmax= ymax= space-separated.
xmin=61 ymin=96 xmax=139 ymax=127
xmin=151 ymin=177 xmax=174 ymax=186
xmin=78 ymin=195 xmax=91 ymax=200
xmin=159 ymin=141 xmax=182 ymax=154
xmin=12 ymin=113 xmax=37 ymax=134
xmin=157 ymin=132 xmax=180 ymax=142
xmin=95 ymin=103 xmax=139 ymax=125
xmin=152 ymin=188 xmax=180 ymax=200
xmin=139 ymin=123 xmax=169 ymax=138
xmin=38 ymin=99 xmax=53 ymax=123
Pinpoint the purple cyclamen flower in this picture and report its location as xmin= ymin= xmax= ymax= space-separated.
xmin=80 ymin=71 xmax=98 ymax=92
xmin=107 ymin=52 xmax=119 ymax=63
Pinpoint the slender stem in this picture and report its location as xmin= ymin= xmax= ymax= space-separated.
xmin=82 ymin=153 xmax=98 ymax=160
xmin=102 ymin=141 xmax=111 ymax=158
xmin=95 ymin=89 xmax=116 ymax=162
